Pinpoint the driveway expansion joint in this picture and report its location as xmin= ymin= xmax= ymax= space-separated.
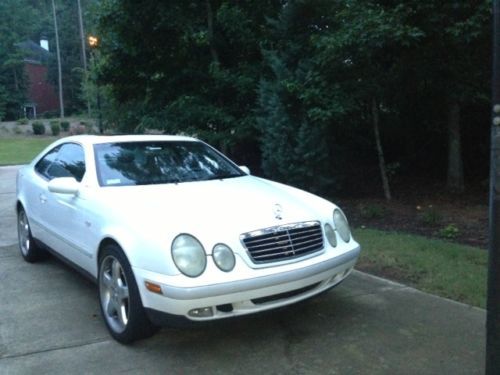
xmin=0 ymin=337 xmax=111 ymax=360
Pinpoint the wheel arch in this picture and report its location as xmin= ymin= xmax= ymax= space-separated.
xmin=16 ymin=200 xmax=24 ymax=213
xmin=95 ymin=223 xmax=139 ymax=263
xmin=97 ymin=237 xmax=123 ymax=265
xmin=96 ymin=236 xmax=159 ymax=342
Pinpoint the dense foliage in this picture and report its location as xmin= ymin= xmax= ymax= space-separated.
xmin=92 ymin=0 xmax=490 ymax=196
xmin=0 ymin=0 xmax=491 ymax=197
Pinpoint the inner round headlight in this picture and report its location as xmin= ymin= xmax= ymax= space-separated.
xmin=171 ymin=234 xmax=206 ymax=277
xmin=333 ymin=209 xmax=351 ymax=242
xmin=212 ymin=244 xmax=235 ymax=272
xmin=324 ymin=223 xmax=337 ymax=247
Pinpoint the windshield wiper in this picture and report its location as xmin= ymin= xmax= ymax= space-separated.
xmin=204 ymin=173 xmax=243 ymax=181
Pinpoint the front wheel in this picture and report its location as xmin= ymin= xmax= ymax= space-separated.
xmin=17 ymin=207 xmax=46 ymax=262
xmin=98 ymin=243 xmax=158 ymax=343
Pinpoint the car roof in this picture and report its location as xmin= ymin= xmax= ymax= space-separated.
xmin=61 ymin=134 xmax=199 ymax=145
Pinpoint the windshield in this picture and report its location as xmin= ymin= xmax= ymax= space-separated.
xmin=93 ymin=141 xmax=244 ymax=186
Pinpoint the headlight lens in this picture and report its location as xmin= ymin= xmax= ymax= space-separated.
xmin=171 ymin=234 xmax=206 ymax=277
xmin=324 ymin=223 xmax=337 ymax=247
xmin=333 ymin=209 xmax=351 ymax=242
xmin=212 ymin=244 xmax=236 ymax=272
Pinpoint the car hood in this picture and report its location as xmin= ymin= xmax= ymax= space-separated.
xmin=93 ymin=176 xmax=333 ymax=246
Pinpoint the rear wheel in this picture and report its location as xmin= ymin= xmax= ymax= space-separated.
xmin=98 ymin=243 xmax=158 ymax=343
xmin=17 ymin=207 xmax=46 ymax=262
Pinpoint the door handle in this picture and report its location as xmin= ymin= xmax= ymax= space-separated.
xmin=39 ymin=194 xmax=47 ymax=203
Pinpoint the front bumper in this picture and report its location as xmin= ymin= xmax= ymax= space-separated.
xmin=134 ymin=245 xmax=360 ymax=322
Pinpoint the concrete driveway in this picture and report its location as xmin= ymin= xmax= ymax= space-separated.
xmin=0 ymin=166 xmax=486 ymax=374
xmin=0 ymin=165 xmax=19 ymax=247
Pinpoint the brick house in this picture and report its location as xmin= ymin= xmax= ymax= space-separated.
xmin=16 ymin=39 xmax=59 ymax=118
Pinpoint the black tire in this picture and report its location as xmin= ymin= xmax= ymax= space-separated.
xmin=98 ymin=243 xmax=159 ymax=343
xmin=17 ymin=206 xmax=46 ymax=262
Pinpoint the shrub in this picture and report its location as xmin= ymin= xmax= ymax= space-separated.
xmin=32 ymin=121 xmax=45 ymax=135
xmin=50 ymin=122 xmax=61 ymax=136
xmin=419 ymin=206 xmax=442 ymax=226
xmin=42 ymin=111 xmax=58 ymax=119
xmin=60 ymin=120 xmax=70 ymax=131
xmin=438 ymin=224 xmax=460 ymax=240
xmin=17 ymin=117 xmax=29 ymax=125
xmin=69 ymin=125 xmax=86 ymax=135
xmin=359 ymin=204 xmax=385 ymax=219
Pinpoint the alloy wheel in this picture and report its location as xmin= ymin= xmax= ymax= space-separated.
xmin=18 ymin=210 xmax=30 ymax=256
xmin=99 ymin=255 xmax=130 ymax=333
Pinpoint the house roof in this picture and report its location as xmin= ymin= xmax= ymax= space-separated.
xmin=16 ymin=40 xmax=51 ymax=64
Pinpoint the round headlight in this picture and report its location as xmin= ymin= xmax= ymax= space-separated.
xmin=333 ymin=209 xmax=351 ymax=242
xmin=324 ymin=223 xmax=337 ymax=247
xmin=213 ymin=244 xmax=235 ymax=272
xmin=171 ymin=234 xmax=206 ymax=277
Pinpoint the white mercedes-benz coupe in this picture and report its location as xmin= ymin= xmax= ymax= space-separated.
xmin=16 ymin=135 xmax=360 ymax=343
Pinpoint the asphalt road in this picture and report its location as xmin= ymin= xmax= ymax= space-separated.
xmin=0 ymin=166 xmax=486 ymax=374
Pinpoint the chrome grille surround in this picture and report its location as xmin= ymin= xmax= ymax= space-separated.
xmin=240 ymin=221 xmax=324 ymax=264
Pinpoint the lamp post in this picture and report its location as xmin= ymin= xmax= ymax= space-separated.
xmin=88 ymin=35 xmax=103 ymax=134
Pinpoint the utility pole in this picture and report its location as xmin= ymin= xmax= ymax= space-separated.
xmin=487 ymin=1 xmax=500 ymax=373
xmin=76 ymin=0 xmax=87 ymax=71
xmin=51 ymin=0 xmax=64 ymax=118
xmin=76 ymin=0 xmax=91 ymax=117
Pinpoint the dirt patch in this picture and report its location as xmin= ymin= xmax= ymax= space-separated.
xmin=338 ymin=193 xmax=489 ymax=249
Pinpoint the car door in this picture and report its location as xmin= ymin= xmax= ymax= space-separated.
xmin=38 ymin=143 xmax=92 ymax=267
xmin=26 ymin=145 xmax=61 ymax=243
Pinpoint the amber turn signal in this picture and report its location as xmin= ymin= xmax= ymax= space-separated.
xmin=145 ymin=281 xmax=162 ymax=294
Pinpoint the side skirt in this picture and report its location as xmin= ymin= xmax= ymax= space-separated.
xmin=35 ymin=239 xmax=97 ymax=284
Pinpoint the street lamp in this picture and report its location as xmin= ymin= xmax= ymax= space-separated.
xmin=88 ymin=35 xmax=103 ymax=134
xmin=88 ymin=35 xmax=99 ymax=48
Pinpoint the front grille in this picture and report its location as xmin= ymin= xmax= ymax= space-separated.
xmin=241 ymin=221 xmax=324 ymax=263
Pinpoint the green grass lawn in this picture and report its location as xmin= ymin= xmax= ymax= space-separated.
xmin=0 ymin=137 xmax=57 ymax=165
xmin=354 ymin=228 xmax=487 ymax=308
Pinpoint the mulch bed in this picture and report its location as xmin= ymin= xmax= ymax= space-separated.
xmin=337 ymin=189 xmax=489 ymax=249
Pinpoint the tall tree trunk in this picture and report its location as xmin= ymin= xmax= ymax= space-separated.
xmin=205 ymin=0 xmax=219 ymax=64
xmin=51 ymin=0 xmax=64 ymax=118
xmin=446 ymin=101 xmax=464 ymax=193
xmin=372 ymin=98 xmax=392 ymax=201
xmin=12 ymin=68 xmax=19 ymax=91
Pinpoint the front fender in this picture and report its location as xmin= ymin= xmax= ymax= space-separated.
xmin=97 ymin=224 xmax=179 ymax=277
